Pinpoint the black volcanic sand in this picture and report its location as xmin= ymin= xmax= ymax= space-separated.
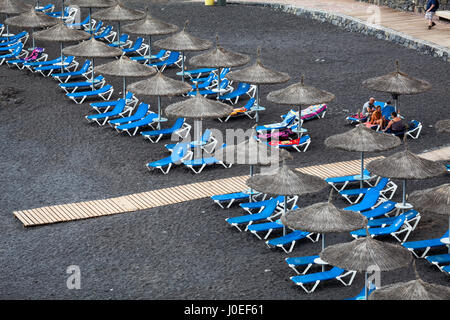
xmin=0 ymin=1 xmax=449 ymax=299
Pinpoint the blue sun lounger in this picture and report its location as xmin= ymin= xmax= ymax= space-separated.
xmin=36 ymin=4 xmax=54 ymax=13
xmin=211 ymin=192 xmax=263 ymax=209
xmin=182 ymin=155 xmax=231 ymax=174
xmin=122 ymin=37 xmax=148 ymax=56
xmin=0 ymin=41 xmax=22 ymax=52
xmin=140 ymin=118 xmax=191 ymax=143
xmin=343 ymin=182 xmax=388 ymax=213
xmin=218 ymin=82 xmax=255 ymax=104
xmin=247 ymin=219 xmax=284 ymax=240
xmin=360 ymin=200 xmax=396 ymax=220
xmin=109 ymin=33 xmax=132 ymax=48
xmin=34 ymin=56 xmax=78 ymax=77
xmin=350 ymin=215 xmax=411 ymax=243
xmin=149 ymin=51 xmax=182 ymax=71
xmin=326 ymin=169 xmax=376 ymax=192
xmin=0 ymin=44 xmax=24 ymax=65
xmin=146 ymin=144 xmax=192 ymax=174
xmin=266 ymin=230 xmax=319 ymax=254
xmin=65 ymin=15 xmax=90 ymax=29
xmin=189 ymin=72 xmax=217 ymax=90
xmin=426 ymin=253 xmax=450 ymax=271
xmin=130 ymin=50 xmax=168 ymax=63
xmin=59 ymin=76 xmax=105 ymax=93
xmin=338 ymin=177 xmax=396 ymax=204
xmin=0 ymin=31 xmax=28 ymax=44
xmin=345 ymin=283 xmax=377 ymax=300
xmin=67 ymin=84 xmax=114 ymax=104
xmin=165 ymin=130 xmax=218 ymax=155
xmin=285 ymin=255 xmax=322 ymax=275
xmin=85 ymin=98 xmax=126 ymax=125
xmin=239 ymin=196 xmax=285 ymax=214
xmin=52 ymin=60 xmax=92 ymax=83
xmin=116 ymin=112 xmax=158 ymax=136
xmin=367 ymin=209 xmax=420 ymax=229
xmin=187 ymin=79 xmax=230 ymax=97
xmin=225 ymin=198 xmax=281 ymax=232
xmin=402 ymin=230 xmax=449 ymax=258
xmin=255 ymin=112 xmax=297 ymax=132
xmin=22 ymin=56 xmax=62 ymax=70
xmin=90 ymin=92 xmax=136 ymax=113
xmin=6 ymin=47 xmax=47 ymax=69
xmin=443 ymin=265 xmax=450 ymax=275
xmin=290 ymin=267 xmax=357 ymax=294
xmin=94 ymin=25 xmax=116 ymax=43
xmin=177 ymin=67 xmax=216 ymax=79
xmin=108 ymin=102 xmax=149 ymax=127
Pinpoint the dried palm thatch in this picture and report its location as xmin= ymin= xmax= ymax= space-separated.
xmin=122 ymin=7 xmax=178 ymax=36
xmin=227 ymin=48 xmax=290 ymax=85
xmin=4 ymin=6 xmax=59 ymax=28
xmin=189 ymin=35 xmax=250 ymax=69
xmin=320 ymin=234 xmax=412 ymax=272
xmin=127 ymin=71 xmax=191 ymax=97
xmin=266 ymin=76 xmax=335 ymax=106
xmin=435 ymin=119 xmax=450 ymax=134
xmin=154 ymin=20 xmax=212 ymax=52
xmin=165 ymin=92 xmax=233 ymax=119
xmin=366 ymin=148 xmax=446 ymax=180
xmin=324 ymin=124 xmax=402 ymax=153
xmin=408 ymin=183 xmax=450 ymax=217
xmin=362 ymin=61 xmax=431 ymax=95
xmin=33 ymin=22 xmax=90 ymax=42
xmin=213 ymin=131 xmax=293 ymax=166
xmin=0 ymin=0 xmax=30 ymax=14
xmin=62 ymin=37 xmax=122 ymax=58
xmin=246 ymin=162 xmax=327 ymax=196
xmin=92 ymin=2 xmax=145 ymax=22
xmin=68 ymin=0 xmax=115 ymax=8
xmin=94 ymin=55 xmax=156 ymax=77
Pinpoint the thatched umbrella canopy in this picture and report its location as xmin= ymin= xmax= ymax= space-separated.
xmin=68 ymin=0 xmax=115 ymax=33
xmin=324 ymin=124 xmax=402 ymax=188
xmin=122 ymin=7 xmax=178 ymax=61
xmin=366 ymin=148 xmax=446 ymax=207
xmin=362 ymin=60 xmax=431 ymax=112
xmin=435 ymin=119 xmax=450 ymax=134
xmin=92 ymin=2 xmax=145 ymax=47
xmin=189 ymin=35 xmax=250 ymax=97
xmin=154 ymin=20 xmax=213 ymax=82
xmin=63 ymin=38 xmax=122 ymax=88
xmin=369 ymin=262 xmax=450 ymax=300
xmin=267 ymin=75 xmax=335 ymax=137
xmin=4 ymin=6 xmax=59 ymax=48
xmin=0 ymin=0 xmax=29 ymax=14
xmin=247 ymin=162 xmax=327 ymax=234
xmin=227 ymin=47 xmax=290 ymax=122
xmin=95 ymin=55 xmax=156 ymax=98
xmin=320 ymin=231 xmax=413 ymax=299
xmin=127 ymin=71 xmax=191 ymax=128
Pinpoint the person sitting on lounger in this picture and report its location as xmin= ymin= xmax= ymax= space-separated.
xmin=383 ymin=111 xmax=404 ymax=134
xmin=365 ymin=105 xmax=384 ymax=129
xmin=361 ymin=97 xmax=376 ymax=118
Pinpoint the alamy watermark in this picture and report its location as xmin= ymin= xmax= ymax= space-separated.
xmin=66 ymin=265 xmax=81 ymax=290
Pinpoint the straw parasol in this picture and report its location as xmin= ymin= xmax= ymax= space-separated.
xmin=369 ymin=262 xmax=450 ymax=300
xmin=366 ymin=147 xmax=446 ymax=211
xmin=68 ymin=0 xmax=115 ymax=34
xmin=122 ymin=7 xmax=178 ymax=64
xmin=189 ymin=35 xmax=250 ymax=97
xmin=92 ymin=2 xmax=145 ymax=47
xmin=127 ymin=71 xmax=191 ymax=129
xmin=154 ymin=20 xmax=213 ymax=82
xmin=408 ymin=183 xmax=450 ymax=252
xmin=33 ymin=22 xmax=90 ymax=73
xmin=0 ymin=0 xmax=30 ymax=37
xmin=247 ymin=162 xmax=328 ymax=234
xmin=4 ymin=6 xmax=59 ymax=49
xmin=267 ymin=75 xmax=335 ymax=138
xmin=62 ymin=37 xmax=122 ymax=89
xmin=227 ymin=47 xmax=290 ymax=122
xmin=320 ymin=230 xmax=413 ymax=299
xmin=362 ymin=60 xmax=431 ymax=112
xmin=324 ymin=124 xmax=402 ymax=187
xmin=95 ymin=55 xmax=157 ymax=98
xmin=281 ymin=190 xmax=367 ymax=248
xmin=435 ymin=119 xmax=450 ymax=133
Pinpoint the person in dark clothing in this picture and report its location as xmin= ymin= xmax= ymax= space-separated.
xmin=383 ymin=112 xmax=404 ymax=134
xmin=425 ymin=0 xmax=439 ymax=29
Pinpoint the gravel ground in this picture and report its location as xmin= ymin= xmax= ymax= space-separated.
xmin=0 ymin=1 xmax=449 ymax=300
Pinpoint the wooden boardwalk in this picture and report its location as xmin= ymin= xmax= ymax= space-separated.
xmin=13 ymin=156 xmax=385 ymax=227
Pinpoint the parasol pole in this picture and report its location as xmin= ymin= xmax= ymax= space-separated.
xmin=217 ymin=66 xmax=221 ymax=99
xmin=5 ymin=14 xmax=10 ymax=39
xmin=157 ymin=96 xmax=162 ymax=130
xmin=255 ymin=84 xmax=260 ymax=123
xmin=249 ymin=164 xmax=254 ymax=203
xmin=321 ymin=233 xmax=325 ymax=272
xmin=181 ymin=51 xmax=185 ymax=82
xmin=360 ymin=151 xmax=364 ymax=189
xmin=88 ymin=7 xmax=92 ymax=37
xmin=117 ymin=21 xmax=121 ymax=47
xmin=147 ymin=35 xmax=152 ymax=65
xmin=123 ymin=76 xmax=126 ymax=99
xmin=60 ymin=42 xmax=64 ymax=74
xmin=91 ymin=57 xmax=95 ymax=90
xmin=402 ymin=179 xmax=407 ymax=207
xmin=365 ymin=271 xmax=368 ymax=300
xmin=283 ymin=195 xmax=287 ymax=236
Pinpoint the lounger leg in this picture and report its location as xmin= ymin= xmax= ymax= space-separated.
xmin=337 ymin=271 xmax=357 ymax=286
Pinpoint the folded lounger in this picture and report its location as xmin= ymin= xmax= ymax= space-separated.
xmin=225 ymin=197 xmax=281 ymax=232
xmin=218 ymin=98 xmax=256 ymax=122
xmin=325 ymin=169 xmax=376 ymax=192
xmin=290 ymin=267 xmax=357 ymax=294
xmin=338 ymin=177 xmax=397 ymax=204
xmin=285 ymin=255 xmax=322 ymax=275
xmin=426 ymin=253 xmax=450 ymax=271
xmin=402 ymin=230 xmax=450 ymax=258
xmin=108 ymin=102 xmax=149 ymax=127
xmin=211 ymin=192 xmax=264 ymax=209
xmin=266 ymin=230 xmax=320 ymax=254
xmin=350 ymin=215 xmax=412 ymax=243
xmin=267 ymin=135 xmax=311 ymax=152
xmin=67 ymin=84 xmax=114 ymax=104
xmin=85 ymin=97 xmax=126 ymax=125
xmin=58 ymin=76 xmax=105 ymax=93
xmin=146 ymin=144 xmax=192 ymax=174
xmin=122 ymin=37 xmax=148 ymax=56
xmin=115 ymin=112 xmax=158 ymax=136
xmin=140 ymin=118 xmax=191 ymax=143
xmin=218 ymin=82 xmax=256 ymax=104
xmin=51 ymin=59 xmax=92 ymax=83
xmin=90 ymin=92 xmax=137 ymax=113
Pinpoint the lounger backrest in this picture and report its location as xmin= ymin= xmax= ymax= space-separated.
xmin=381 ymin=105 xmax=395 ymax=119
xmin=201 ymin=129 xmax=212 ymax=143
xmin=403 ymin=209 xmax=419 ymax=221
xmin=165 ymin=51 xmax=180 ymax=63
xmin=221 ymin=68 xmax=230 ymax=77
xmin=133 ymin=37 xmax=143 ymax=49
xmin=219 ymin=79 xmax=229 ymax=89
xmin=172 ymin=118 xmax=185 ymax=131
xmin=11 ymin=43 xmax=23 ymax=56
xmin=244 ymin=98 xmax=255 ymax=109
xmin=237 ymin=82 xmax=250 ymax=92
xmin=119 ymin=34 xmax=129 ymax=42
xmin=384 ymin=215 xmax=406 ymax=232
xmin=373 ymin=177 xmax=389 ymax=191
xmin=97 ymin=25 xmax=112 ymax=37
xmin=80 ymin=60 xmax=90 ymax=72
xmin=132 ymin=103 xmax=150 ymax=118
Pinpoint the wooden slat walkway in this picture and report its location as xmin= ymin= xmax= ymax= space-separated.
xmin=13 ymin=156 xmax=384 ymax=227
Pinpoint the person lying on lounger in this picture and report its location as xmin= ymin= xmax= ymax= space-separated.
xmin=383 ymin=111 xmax=405 ymax=134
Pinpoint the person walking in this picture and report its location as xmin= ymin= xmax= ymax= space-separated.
xmin=425 ymin=0 xmax=439 ymax=30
